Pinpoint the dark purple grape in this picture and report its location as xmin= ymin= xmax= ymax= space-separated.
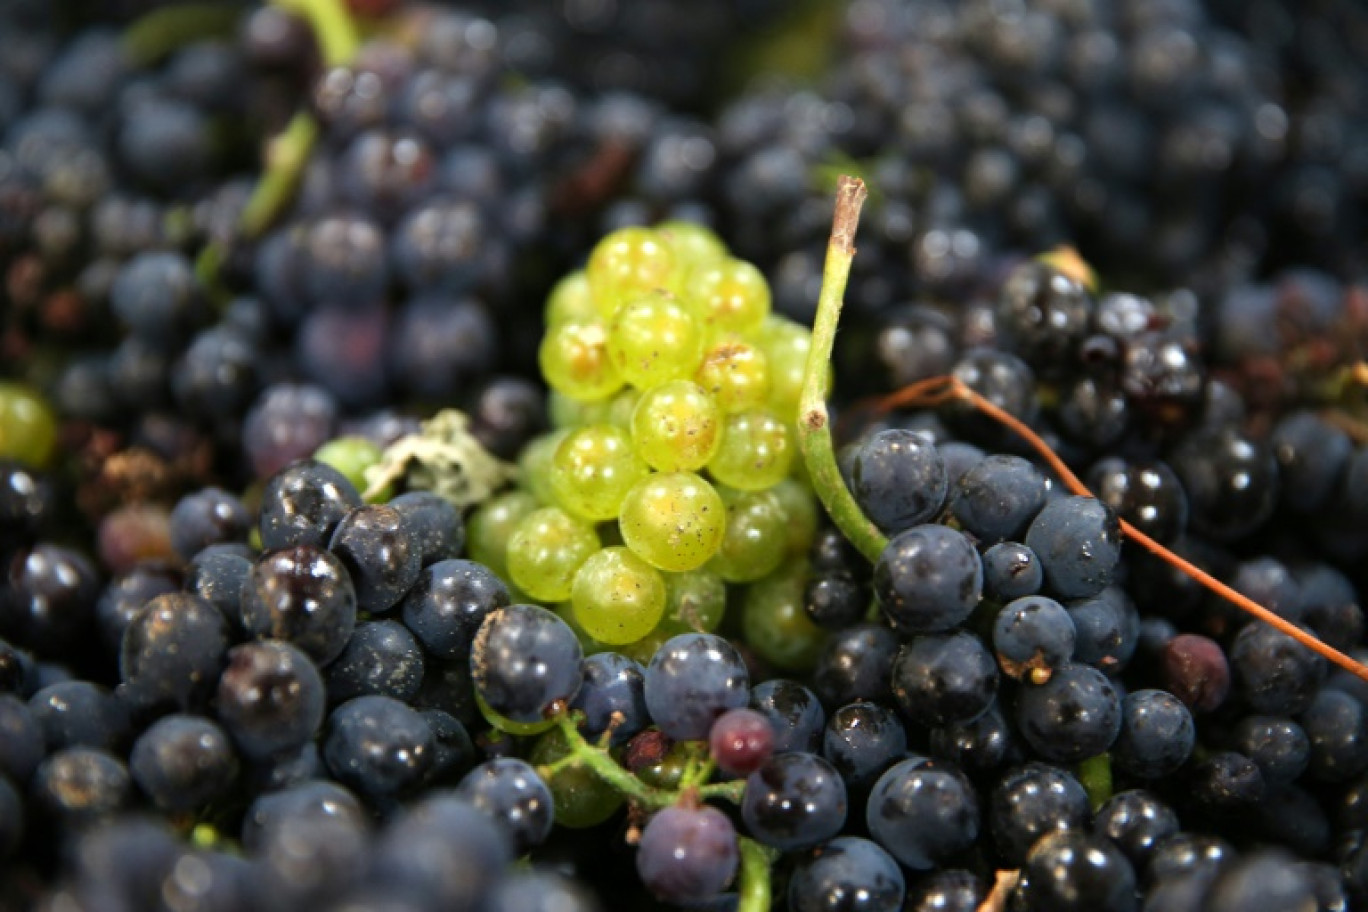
xmin=1231 ymin=715 xmax=1309 ymax=785
xmin=1017 ymin=831 xmax=1137 ymax=912
xmin=1066 ymin=587 xmax=1139 ymax=673
xmin=389 ymin=491 xmax=464 ymax=567
xmin=0 ymin=459 xmax=52 ymax=554
xmin=850 ymin=429 xmax=948 ymax=536
xmin=368 ymin=793 xmax=511 ymax=912
xmin=1271 ymin=411 xmax=1352 ymax=514
xmin=950 ymin=454 xmax=1049 ymax=544
xmin=788 ymin=836 xmax=905 ymax=912
xmin=1204 ymin=850 xmax=1317 ymax=912
xmin=389 ymin=295 xmax=497 ymax=401
xmin=216 ymin=640 xmax=325 ymax=761
xmin=903 ymin=870 xmax=985 ymax=912
xmin=1015 ymin=661 xmax=1121 ymax=764
xmin=172 ymin=326 xmax=261 ymax=420
xmin=109 ymin=251 xmax=204 ymax=347
xmin=28 ymin=680 xmax=128 ymax=753
xmin=1024 ymin=495 xmax=1122 ymax=600
xmin=635 ymin=804 xmax=738 ymax=904
xmin=709 ymin=707 xmax=774 ymax=776
xmin=748 ymin=679 xmax=824 ymax=754
xmin=1161 ymin=633 xmax=1230 ymax=712
xmin=168 ymin=487 xmax=251 ymax=561
xmin=996 ymin=261 xmax=1093 ymax=373
xmin=6 ymin=543 xmax=100 ymax=657
xmin=400 ymin=558 xmax=509 ymax=662
xmin=990 ymin=762 xmax=1090 ymax=866
xmin=324 ymin=695 xmax=435 ymax=804
xmin=420 ymin=709 xmax=475 ymax=785
xmin=892 ymin=630 xmax=998 ymax=728
xmin=31 ymin=746 xmax=131 ymax=829
xmin=323 ymin=619 xmax=425 ymax=706
xmin=456 ymin=757 xmax=554 ymax=854
xmin=119 ymin=592 xmax=230 ymax=715
xmin=1300 ymin=687 xmax=1368 ymax=783
xmin=1170 ymin=426 xmax=1278 ymax=542
xmin=1112 ymin=689 xmax=1195 ymax=779
xmin=803 ymin=573 xmax=870 ymax=630
xmin=240 ymin=545 xmax=357 ymax=666
xmin=1230 ymin=622 xmax=1326 ymax=716
xmin=0 ymin=693 xmax=44 ymax=783
xmin=571 ymin=651 xmax=649 ymax=747
xmin=258 ymin=459 xmax=361 ymax=552
xmin=867 ymin=757 xmax=979 ymax=871
xmin=1086 ymin=457 xmax=1188 ymax=544
xmin=129 ymin=713 xmax=237 ymax=813
xmin=240 ymin=779 xmax=366 ymax=853
xmin=183 ymin=547 xmax=251 ymax=634
xmin=874 ymin=524 xmax=982 ymax=634
xmin=992 ymin=595 xmax=1075 ymax=681
xmin=327 ymin=504 xmax=421 ymax=615
xmin=301 ymin=212 xmax=389 ymax=308
xmin=297 ymin=306 xmax=391 ymax=408
xmin=824 ymin=701 xmax=908 ymax=793
xmin=1092 ymin=790 xmax=1180 ymax=871
xmin=472 ymin=604 xmax=583 ymax=725
xmin=812 ymin=624 xmax=899 ymax=710
xmin=644 ymin=633 xmax=749 ymax=741
xmin=1189 ymin=751 xmax=1266 ymax=814
xmin=483 ymin=872 xmax=603 ymax=912
xmin=982 ymin=541 xmax=1044 ymax=602
xmin=243 ymin=385 xmax=339 ymax=481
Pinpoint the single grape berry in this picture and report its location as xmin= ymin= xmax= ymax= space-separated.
xmin=470 ymin=604 xmax=583 ymax=727
xmin=709 ymin=707 xmax=775 ymax=777
xmin=874 ymin=524 xmax=983 ymax=634
xmin=850 ymin=429 xmax=948 ymax=535
xmin=635 ymin=804 xmax=738 ymax=904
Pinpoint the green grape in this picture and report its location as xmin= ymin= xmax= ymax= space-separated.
xmin=605 ymin=387 xmax=641 ymax=430
xmin=529 ymin=726 xmax=624 ymax=828
xmin=636 ymin=740 xmax=709 ymax=790
xmin=629 ymin=380 xmax=721 ymax=472
xmin=658 ymin=220 xmax=728 ymax=281
xmin=706 ymin=486 xmax=788 ymax=583
xmin=607 ymin=290 xmax=704 ymax=389
xmin=707 ymin=409 xmax=794 ymax=491
xmin=312 ymin=436 xmax=390 ymax=502
xmin=554 ymin=600 xmax=608 ymax=655
xmin=477 ymin=690 xmax=557 ymax=736
xmin=549 ymin=425 xmax=649 ymax=522
xmin=683 ymin=257 xmax=771 ymax=338
xmin=586 ymin=226 xmax=675 ymax=317
xmin=506 ymin=506 xmax=601 ymax=602
xmin=742 ymin=561 xmax=827 ymax=672
xmin=545 ymin=270 xmax=597 ymax=326
xmin=0 ymin=382 xmax=56 ymax=468
xmin=771 ymin=477 xmax=818 ymax=557
xmin=618 ymin=472 xmax=725 ymax=573
xmin=466 ymin=490 xmax=539 ymax=580
xmin=753 ymin=315 xmax=817 ymax=422
xmin=571 ymin=546 xmax=667 ymax=646
xmin=660 ymin=568 xmax=726 ymax=634
xmin=539 ymin=319 xmax=624 ymax=402
xmin=518 ymin=429 xmax=569 ymax=506
xmin=549 ymin=391 xmax=611 ymax=429
xmin=695 ymin=336 xmax=770 ymax=414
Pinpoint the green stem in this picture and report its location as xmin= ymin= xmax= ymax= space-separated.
xmin=1077 ymin=753 xmax=1113 ymax=811
xmin=271 ymin=0 xmax=360 ymax=66
xmin=681 ymin=757 xmax=716 ymax=790
xmin=798 ymin=175 xmax=887 ymax=563
xmin=122 ymin=2 xmax=244 ymax=66
xmin=239 ymin=111 xmax=319 ymax=239
xmin=736 ymin=838 xmax=777 ymax=912
xmin=698 ymin=778 xmax=746 ymax=806
xmin=552 ymin=714 xmax=675 ymax=810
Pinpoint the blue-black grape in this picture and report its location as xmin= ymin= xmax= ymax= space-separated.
xmin=1086 ymin=457 xmax=1188 ymax=545
xmin=257 ymin=459 xmax=361 ymax=552
xmin=1300 ymin=687 xmax=1368 ymax=783
xmin=216 ymin=639 xmax=326 ymax=761
xmin=324 ymin=619 xmax=426 ymax=706
xmin=183 ymin=546 xmax=251 ymax=635
xmin=788 ymin=836 xmax=905 ymax=912
xmin=421 ymin=709 xmax=476 ymax=785
xmin=31 ymin=746 xmax=131 ymax=829
xmin=874 ymin=524 xmax=982 ymax=633
xmin=1067 ymin=587 xmax=1139 ymax=673
xmin=748 ymin=678 xmax=825 ymax=754
xmin=389 ymin=490 xmax=465 ymax=567
xmin=989 ymin=762 xmax=1090 ymax=866
xmin=1112 ymin=688 xmax=1194 ymax=779
xmin=456 ymin=757 xmax=554 ymax=853
xmin=1015 ymin=661 xmax=1121 ymax=763
xmin=570 ymin=651 xmax=649 ymax=747
xmin=992 ymin=595 xmax=1075 ymax=681
xmin=1016 ymin=831 xmax=1138 ymax=912
xmin=866 ymin=757 xmax=979 ymax=870
xmin=1092 ymin=789 xmax=1180 ymax=871
xmin=471 ymin=604 xmax=583 ymax=725
xmin=241 ymin=544 xmax=357 ymax=666
xmin=982 ymin=541 xmax=1044 ymax=602
xmin=0 ymin=693 xmax=44 ymax=783
xmin=96 ymin=566 xmax=180 ymax=656
xmin=1203 ymin=850 xmax=1318 ymax=912
xmin=1230 ymin=621 xmax=1326 ymax=716
xmin=644 ymin=633 xmax=749 ymax=741
xmin=849 ymin=429 xmax=948 ymax=535
xmin=239 ymin=778 xmax=366 ymax=853
xmin=741 ymin=751 xmax=847 ymax=850
xmin=1023 ymin=495 xmax=1122 ymax=600
xmin=927 ymin=701 xmax=1017 ymax=776
xmin=324 ymin=695 xmax=435 ymax=804
xmin=812 ymin=624 xmax=899 ymax=709
xmin=128 ymin=713 xmax=238 ymax=812
xmin=327 ymin=504 xmax=422 ymax=615
xmin=891 ymin=630 xmax=998 ymax=727
xmin=243 ymin=385 xmax=340 ymax=481
xmin=635 ymin=804 xmax=738 ymax=904
xmin=903 ymin=870 xmax=985 ymax=912
xmin=27 ymin=680 xmax=128 ymax=753
xmin=949 ymin=454 xmax=1048 ymax=544
xmin=400 ymin=558 xmax=510 ymax=662
xmin=119 ymin=592 xmax=230 ymax=716
xmin=823 ymin=701 xmax=908 ymax=793
xmin=1231 ymin=715 xmax=1310 ymax=785
xmin=168 ymin=486 xmax=251 ymax=561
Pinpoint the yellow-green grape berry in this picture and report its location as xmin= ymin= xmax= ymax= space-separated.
xmin=553 ymin=601 xmax=607 ymax=655
xmin=571 ymin=547 xmax=666 ymax=646
xmin=707 ymin=409 xmax=793 ymax=491
xmin=549 ymin=425 xmax=649 ymax=522
xmin=0 ymin=382 xmax=57 ymax=468
xmin=630 ymin=380 xmax=721 ymax=472
xmin=707 ymin=486 xmax=788 ymax=583
xmin=684 ymin=257 xmax=771 ymax=338
xmin=467 ymin=490 xmax=539 ymax=580
xmin=607 ymin=290 xmax=704 ymax=389
xmin=695 ymin=336 xmax=770 ymax=414
xmin=529 ymin=726 xmax=623 ymax=828
xmin=742 ymin=562 xmax=827 ymax=672
xmin=660 ymin=568 xmax=726 ymax=634
xmin=605 ymin=387 xmax=641 ymax=430
xmin=518 ymin=429 xmax=569 ymax=506
xmin=549 ymin=391 xmax=611 ymax=429
xmin=539 ymin=319 xmax=623 ymax=402
xmin=477 ymin=690 xmax=557 ymax=736
xmin=545 ymin=270 xmax=596 ymax=326
xmin=658 ymin=220 xmax=728 ymax=282
xmin=754 ymin=315 xmax=815 ymax=421
xmin=313 ymin=436 xmax=389 ymax=502
xmin=618 ymin=472 xmax=726 ymax=573
xmin=586 ymin=226 xmax=675 ymax=317
xmin=506 ymin=506 xmax=600 ymax=602
xmin=771 ymin=477 xmax=818 ymax=557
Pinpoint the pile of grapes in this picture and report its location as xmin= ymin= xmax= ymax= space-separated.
xmin=4 ymin=1 xmax=1368 ymax=911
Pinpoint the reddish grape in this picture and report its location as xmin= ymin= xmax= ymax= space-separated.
xmin=708 ymin=707 xmax=774 ymax=776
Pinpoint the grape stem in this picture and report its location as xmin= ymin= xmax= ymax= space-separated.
xmin=736 ymin=837 xmax=777 ymax=912
xmin=547 ymin=713 xmax=676 ymax=810
xmin=798 ymin=175 xmax=888 ymax=563
xmin=1076 ymin=754 xmax=1112 ymax=811
xmin=271 ymin=0 xmax=360 ymax=67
